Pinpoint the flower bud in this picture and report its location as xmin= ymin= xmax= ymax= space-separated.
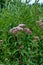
xmin=34 ymin=36 xmax=40 ymax=41
xmin=18 ymin=24 xmax=26 ymax=28
xmin=24 ymin=28 xmax=32 ymax=34
xmin=16 ymin=26 xmax=23 ymax=31
xmin=36 ymin=20 xmax=43 ymax=27
xmin=9 ymin=28 xmax=18 ymax=34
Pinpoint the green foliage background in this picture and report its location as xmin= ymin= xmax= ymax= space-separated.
xmin=0 ymin=0 xmax=43 ymax=65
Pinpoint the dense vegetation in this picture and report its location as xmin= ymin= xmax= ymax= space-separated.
xmin=0 ymin=0 xmax=43 ymax=65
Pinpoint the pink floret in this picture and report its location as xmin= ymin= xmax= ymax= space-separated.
xmin=18 ymin=24 xmax=26 ymax=28
xmin=24 ymin=28 xmax=32 ymax=34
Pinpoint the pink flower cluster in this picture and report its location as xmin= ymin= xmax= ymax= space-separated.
xmin=9 ymin=24 xmax=32 ymax=34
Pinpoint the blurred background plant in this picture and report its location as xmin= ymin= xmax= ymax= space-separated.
xmin=0 ymin=0 xmax=43 ymax=65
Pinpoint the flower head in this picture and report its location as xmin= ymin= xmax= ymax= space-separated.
xmin=16 ymin=26 xmax=23 ymax=31
xmin=24 ymin=28 xmax=32 ymax=34
xmin=34 ymin=36 xmax=40 ymax=41
xmin=40 ymin=22 xmax=43 ymax=27
xmin=9 ymin=28 xmax=18 ymax=34
xmin=9 ymin=24 xmax=33 ymax=35
xmin=36 ymin=20 xmax=43 ymax=27
xmin=18 ymin=24 xmax=26 ymax=28
xmin=9 ymin=26 xmax=23 ymax=34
